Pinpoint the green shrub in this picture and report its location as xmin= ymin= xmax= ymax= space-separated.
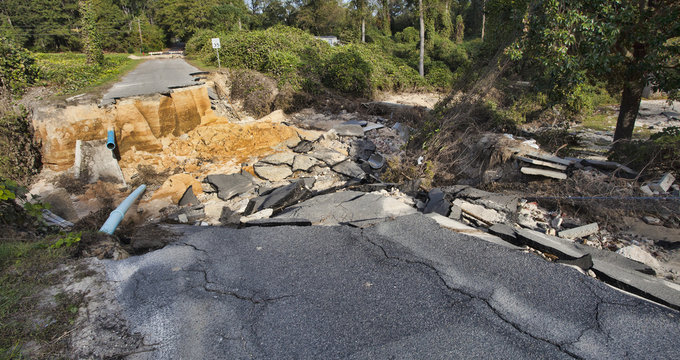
xmin=0 ymin=38 xmax=40 ymax=95
xmin=323 ymin=47 xmax=372 ymax=96
xmin=609 ymin=126 xmax=680 ymax=173
xmin=395 ymin=27 xmax=419 ymax=43
xmin=265 ymin=51 xmax=302 ymax=88
xmin=229 ymin=69 xmax=277 ymax=118
xmin=185 ymin=29 xmax=219 ymax=57
xmin=425 ymin=61 xmax=454 ymax=89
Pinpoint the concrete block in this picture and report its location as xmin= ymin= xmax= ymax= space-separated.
xmin=515 ymin=155 xmax=568 ymax=171
xmin=650 ymin=173 xmax=675 ymax=193
xmin=521 ymin=167 xmax=567 ymax=180
xmin=558 ymin=223 xmax=599 ymax=239
xmin=640 ymin=184 xmax=654 ymax=196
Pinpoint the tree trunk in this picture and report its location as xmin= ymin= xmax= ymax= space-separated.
xmin=481 ymin=0 xmax=486 ymax=41
xmin=361 ymin=18 xmax=365 ymax=43
xmin=613 ymin=72 xmax=645 ymax=141
xmin=419 ymin=0 xmax=425 ymax=77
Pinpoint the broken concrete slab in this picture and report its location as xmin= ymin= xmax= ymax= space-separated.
xmin=522 ymin=152 xmax=574 ymax=166
xmin=73 ymin=139 xmax=125 ymax=184
xmin=363 ymin=122 xmax=385 ymax=132
xmin=514 ymin=228 xmax=586 ymax=259
xmin=260 ymin=152 xmax=296 ymax=166
xmin=488 ymin=224 xmax=518 ymax=244
xmin=332 ymin=160 xmax=365 ymax=179
xmin=572 ymin=243 xmax=656 ymax=276
xmin=178 ymin=185 xmax=200 ymax=206
xmin=556 ymin=254 xmax=593 ymax=272
xmin=240 ymin=208 xmax=273 ymax=223
xmin=515 ymin=155 xmax=568 ymax=171
xmin=367 ymin=153 xmax=385 ymax=170
xmin=650 ymin=173 xmax=675 ymax=193
xmin=332 ymin=124 xmax=364 ymax=137
xmin=423 ymin=188 xmax=450 ymax=216
xmin=342 ymin=119 xmax=368 ymax=126
xmin=254 ymin=164 xmax=293 ymax=182
xmin=425 ymin=213 xmax=521 ymax=250
xmin=243 ymin=180 xmax=311 ymax=215
xmin=292 ymin=155 xmax=319 ymax=172
xmin=581 ymin=159 xmax=637 ymax=177
xmin=452 ymin=199 xmax=505 ymax=224
xmin=521 ymin=167 xmax=567 ymax=180
xmin=616 ymin=245 xmax=662 ymax=269
xmin=274 ymin=191 xmax=417 ymax=226
xmin=558 ymin=223 xmax=599 ymax=239
xmin=204 ymin=173 xmax=255 ymax=201
xmin=310 ymin=148 xmax=347 ymax=166
xmin=449 ymin=204 xmax=462 ymax=220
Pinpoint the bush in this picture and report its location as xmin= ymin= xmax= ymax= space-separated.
xmin=323 ymin=47 xmax=372 ymax=96
xmin=0 ymin=102 xmax=41 ymax=184
xmin=0 ymin=38 xmax=40 ymax=95
xmin=425 ymin=61 xmax=454 ymax=89
xmin=185 ymin=29 xmax=219 ymax=57
xmin=395 ymin=27 xmax=419 ymax=43
xmin=609 ymin=126 xmax=680 ymax=173
xmin=230 ymin=69 xmax=278 ymax=118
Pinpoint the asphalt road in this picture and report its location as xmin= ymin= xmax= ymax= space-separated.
xmin=105 ymin=214 xmax=680 ymax=359
xmin=101 ymin=58 xmax=201 ymax=105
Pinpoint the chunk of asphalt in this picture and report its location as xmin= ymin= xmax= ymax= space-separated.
xmin=310 ymin=148 xmax=347 ymax=166
xmin=332 ymin=124 xmax=364 ymax=137
xmin=423 ymin=188 xmax=450 ymax=216
xmin=425 ymin=213 xmax=521 ymax=250
xmin=558 ymin=223 xmax=599 ymax=240
xmin=488 ymin=224 xmax=518 ymax=244
xmin=253 ymin=163 xmax=293 ymax=182
xmin=274 ymin=191 xmax=417 ymax=226
xmin=205 ymin=173 xmax=255 ymax=201
xmin=332 ymin=160 xmax=366 ymax=179
xmin=556 ymin=254 xmax=593 ymax=271
xmin=292 ymin=140 xmax=314 ymax=153
xmin=350 ymin=139 xmax=376 ymax=161
xmin=260 ymin=152 xmax=296 ymax=166
xmin=514 ymin=228 xmax=586 ymax=259
xmin=367 ymin=153 xmax=385 ymax=170
xmin=363 ymin=122 xmax=385 ymax=132
xmin=292 ymin=155 xmax=319 ymax=172
xmin=521 ymin=167 xmax=568 ymax=180
xmin=242 ymin=218 xmax=312 ymax=227
xmin=178 ymin=185 xmax=200 ymax=206
xmin=342 ymin=119 xmax=368 ymax=126
xmin=243 ymin=180 xmax=311 ymax=215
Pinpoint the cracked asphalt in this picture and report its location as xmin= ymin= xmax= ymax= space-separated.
xmin=105 ymin=214 xmax=680 ymax=359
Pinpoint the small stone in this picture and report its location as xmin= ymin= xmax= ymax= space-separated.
xmin=177 ymin=214 xmax=189 ymax=223
xmin=642 ymin=216 xmax=662 ymax=225
xmin=640 ymin=184 xmax=654 ymax=196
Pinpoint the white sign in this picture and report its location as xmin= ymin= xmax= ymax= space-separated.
xmin=211 ymin=38 xmax=221 ymax=49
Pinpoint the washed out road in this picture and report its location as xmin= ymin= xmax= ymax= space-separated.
xmin=105 ymin=214 xmax=680 ymax=359
xmin=101 ymin=58 xmax=201 ymax=105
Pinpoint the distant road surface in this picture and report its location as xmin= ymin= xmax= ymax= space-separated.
xmin=101 ymin=58 xmax=202 ymax=105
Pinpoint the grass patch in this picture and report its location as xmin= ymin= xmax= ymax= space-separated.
xmin=579 ymin=113 xmax=617 ymax=131
xmin=35 ymin=53 xmax=142 ymax=95
xmin=0 ymin=236 xmax=79 ymax=358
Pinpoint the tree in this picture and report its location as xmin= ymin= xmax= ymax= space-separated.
xmin=350 ymin=0 xmax=369 ymax=43
xmin=379 ymin=0 xmax=391 ymax=36
xmin=509 ymin=0 xmax=680 ymax=141
xmin=454 ymin=14 xmax=463 ymax=43
xmin=419 ymin=0 xmax=424 ymax=77
xmin=79 ymin=0 xmax=104 ymax=65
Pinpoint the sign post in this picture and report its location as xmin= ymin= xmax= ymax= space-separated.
xmin=211 ymin=38 xmax=221 ymax=68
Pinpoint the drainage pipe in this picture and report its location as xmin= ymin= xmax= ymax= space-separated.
xmin=99 ymin=185 xmax=146 ymax=235
xmin=106 ymin=129 xmax=116 ymax=150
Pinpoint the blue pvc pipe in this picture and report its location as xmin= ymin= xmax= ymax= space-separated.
xmin=106 ymin=130 xmax=116 ymax=150
xmin=99 ymin=185 xmax=146 ymax=234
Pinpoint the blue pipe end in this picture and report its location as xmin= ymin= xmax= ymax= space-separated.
xmin=106 ymin=130 xmax=116 ymax=150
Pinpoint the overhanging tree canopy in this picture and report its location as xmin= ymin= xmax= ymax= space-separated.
xmin=508 ymin=0 xmax=680 ymax=141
